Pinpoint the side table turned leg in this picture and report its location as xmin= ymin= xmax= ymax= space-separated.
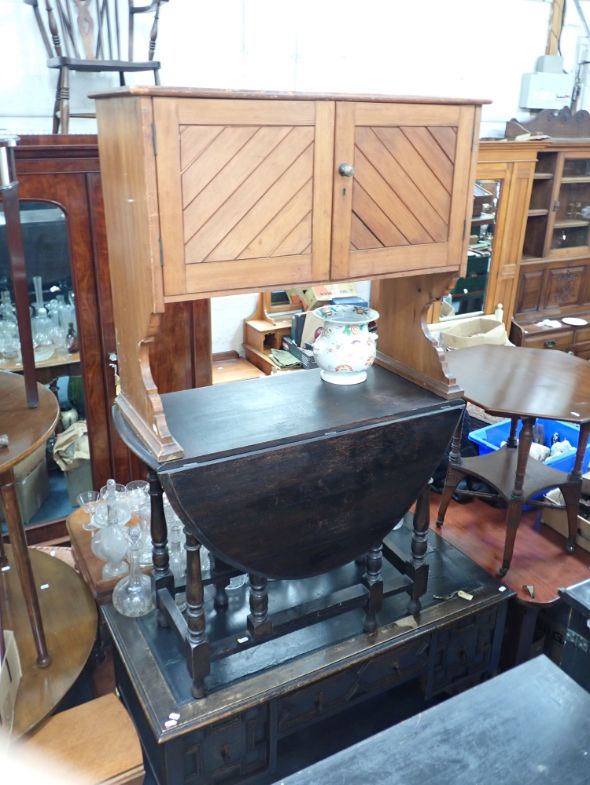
xmin=0 ymin=528 xmax=7 ymax=568
xmin=436 ymin=410 xmax=465 ymax=529
xmin=0 ymin=468 xmax=51 ymax=667
xmin=500 ymin=417 xmax=534 ymax=577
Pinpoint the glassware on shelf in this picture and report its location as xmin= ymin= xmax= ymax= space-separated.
xmin=77 ymin=490 xmax=102 ymax=531
xmin=112 ymin=524 xmax=154 ymax=617
xmin=95 ymin=478 xmax=130 ymax=579
xmin=126 ymin=479 xmax=152 ymax=567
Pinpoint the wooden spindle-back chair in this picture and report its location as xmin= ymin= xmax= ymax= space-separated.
xmin=24 ymin=0 xmax=168 ymax=133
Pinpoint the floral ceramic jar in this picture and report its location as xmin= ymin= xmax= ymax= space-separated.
xmin=312 ymin=304 xmax=379 ymax=385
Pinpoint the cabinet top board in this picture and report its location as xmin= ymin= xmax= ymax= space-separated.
xmin=91 ymin=85 xmax=490 ymax=105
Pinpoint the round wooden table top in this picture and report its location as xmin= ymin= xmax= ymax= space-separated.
xmin=2 ymin=545 xmax=97 ymax=737
xmin=0 ymin=371 xmax=59 ymax=473
xmin=446 ymin=345 xmax=590 ymax=422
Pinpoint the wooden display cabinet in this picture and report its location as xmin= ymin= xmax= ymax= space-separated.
xmin=429 ymin=140 xmax=538 ymax=329
xmin=511 ymin=139 xmax=590 ymax=352
xmin=10 ymin=135 xmax=213 ymax=526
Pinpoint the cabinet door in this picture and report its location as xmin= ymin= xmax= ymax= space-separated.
xmin=549 ymin=154 xmax=590 ymax=257
xmin=331 ymin=102 xmax=478 ymax=280
xmin=154 ymin=98 xmax=334 ymax=298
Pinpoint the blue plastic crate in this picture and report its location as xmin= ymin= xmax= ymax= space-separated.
xmin=468 ymin=418 xmax=590 ymax=507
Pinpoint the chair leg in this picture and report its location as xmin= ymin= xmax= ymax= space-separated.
xmin=59 ymin=67 xmax=70 ymax=134
xmin=52 ymin=69 xmax=63 ymax=134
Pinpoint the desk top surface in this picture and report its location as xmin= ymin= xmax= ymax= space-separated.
xmin=0 ymin=371 xmax=59 ymax=473
xmin=277 ymin=656 xmax=590 ymax=785
xmin=446 ymin=345 xmax=590 ymax=422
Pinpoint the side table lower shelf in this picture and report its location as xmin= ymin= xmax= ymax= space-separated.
xmin=102 ymin=524 xmax=514 ymax=785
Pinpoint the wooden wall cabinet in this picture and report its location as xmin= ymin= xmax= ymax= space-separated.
xmin=94 ymin=88 xmax=484 ymax=461
xmin=147 ymin=95 xmax=476 ymax=297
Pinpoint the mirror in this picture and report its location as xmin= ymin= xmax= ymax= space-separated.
xmin=440 ymin=179 xmax=501 ymax=319
xmin=0 ymin=200 xmax=87 ymax=528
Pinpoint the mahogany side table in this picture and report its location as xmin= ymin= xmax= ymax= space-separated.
xmin=436 ymin=345 xmax=590 ymax=576
xmin=0 ymin=370 xmax=59 ymax=666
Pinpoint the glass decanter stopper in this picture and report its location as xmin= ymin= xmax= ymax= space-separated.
xmin=112 ymin=524 xmax=154 ymax=617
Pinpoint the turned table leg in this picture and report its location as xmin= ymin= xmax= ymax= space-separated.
xmin=501 ymin=417 xmax=534 ymax=577
xmin=185 ymin=530 xmax=210 ymax=699
xmin=148 ymin=469 xmax=174 ymax=626
xmin=363 ymin=543 xmax=383 ymax=634
xmin=436 ymin=410 xmax=465 ymax=529
xmin=0 ymin=529 xmax=7 ymax=568
xmin=408 ymin=483 xmax=430 ymax=615
xmin=0 ymin=467 xmax=50 ymax=667
xmin=247 ymin=573 xmax=272 ymax=637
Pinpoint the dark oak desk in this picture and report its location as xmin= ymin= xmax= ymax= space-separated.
xmin=276 ymin=655 xmax=590 ymax=785
xmin=103 ymin=524 xmax=514 ymax=785
xmin=437 ymin=346 xmax=590 ymax=575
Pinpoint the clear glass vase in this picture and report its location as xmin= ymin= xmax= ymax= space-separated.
xmin=113 ymin=525 xmax=154 ymax=617
xmin=168 ymin=516 xmax=187 ymax=612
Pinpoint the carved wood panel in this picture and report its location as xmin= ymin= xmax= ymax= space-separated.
xmin=544 ymin=266 xmax=585 ymax=309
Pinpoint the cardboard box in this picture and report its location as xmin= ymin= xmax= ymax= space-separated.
xmin=302 ymin=283 xmax=358 ymax=310
xmin=541 ymin=488 xmax=590 ymax=553
xmin=0 ymin=630 xmax=22 ymax=736
xmin=0 ymin=453 xmax=48 ymax=525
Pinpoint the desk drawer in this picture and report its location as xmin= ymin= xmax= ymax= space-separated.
xmin=276 ymin=635 xmax=431 ymax=738
xmin=574 ymin=326 xmax=590 ymax=344
xmin=522 ymin=331 xmax=574 ymax=351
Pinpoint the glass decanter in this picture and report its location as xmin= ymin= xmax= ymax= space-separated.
xmin=112 ymin=524 xmax=154 ymax=617
xmin=98 ymin=479 xmax=129 ymax=580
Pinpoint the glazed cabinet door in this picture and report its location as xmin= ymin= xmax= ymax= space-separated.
xmin=330 ymin=102 xmax=479 ymax=280
xmin=154 ymin=98 xmax=334 ymax=298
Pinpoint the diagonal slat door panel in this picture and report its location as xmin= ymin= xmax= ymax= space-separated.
xmin=183 ymin=126 xmax=293 ymax=244
xmin=273 ymin=213 xmax=313 ymax=257
xmin=354 ymin=149 xmax=432 ymax=245
xmin=400 ymin=127 xmax=454 ymax=190
xmin=373 ymin=127 xmax=451 ymax=222
xmin=208 ymin=145 xmax=314 ymax=261
xmin=350 ymin=214 xmax=382 ymax=250
xmin=356 ymin=127 xmax=448 ymax=242
xmin=185 ymin=127 xmax=314 ymax=262
xmin=352 ymin=182 xmax=409 ymax=247
xmin=180 ymin=125 xmax=225 ymax=172
xmin=182 ymin=126 xmax=259 ymax=208
xmin=238 ymin=178 xmax=312 ymax=259
xmin=428 ymin=126 xmax=457 ymax=161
